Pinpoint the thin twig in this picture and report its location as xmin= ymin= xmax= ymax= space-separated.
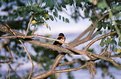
xmin=19 ymin=40 xmax=34 ymax=79
xmin=51 ymin=54 xmax=64 ymax=70
xmin=58 ymin=60 xmax=79 ymax=66
xmin=68 ymin=24 xmax=94 ymax=47
xmin=55 ymin=63 xmax=87 ymax=73
xmin=5 ymin=24 xmax=34 ymax=79
xmin=33 ymin=54 xmax=64 ymax=79
xmin=0 ymin=46 xmax=13 ymax=63
xmin=32 ymin=63 xmax=87 ymax=79
xmin=25 ymin=15 xmax=34 ymax=36
xmin=0 ymin=58 xmax=13 ymax=63
xmin=91 ymin=53 xmax=121 ymax=69
xmin=8 ymin=64 xmax=22 ymax=79
xmin=84 ymin=32 xmax=116 ymax=50
xmin=69 ymin=11 xmax=109 ymax=47
xmin=32 ymin=70 xmax=53 ymax=79
xmin=0 ymin=34 xmax=68 ymax=45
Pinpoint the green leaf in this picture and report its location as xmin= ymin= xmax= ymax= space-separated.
xmin=75 ymin=0 xmax=82 ymax=7
xmin=44 ymin=13 xmax=49 ymax=20
xmin=63 ymin=0 xmax=70 ymax=4
xmin=53 ymin=11 xmax=58 ymax=17
xmin=0 ymin=56 xmax=6 ymax=60
xmin=59 ymin=15 xmax=61 ymax=20
xmin=65 ymin=18 xmax=69 ymax=23
xmin=57 ymin=5 xmax=62 ymax=11
xmin=97 ymin=0 xmax=108 ymax=9
xmin=115 ymin=12 xmax=121 ymax=19
xmin=100 ymin=39 xmax=105 ymax=47
xmin=84 ymin=9 xmax=90 ymax=17
xmin=62 ymin=17 xmax=65 ymax=21
xmin=112 ymin=5 xmax=121 ymax=12
xmin=111 ymin=39 xmax=117 ymax=45
xmin=118 ymin=41 xmax=121 ymax=46
xmin=45 ymin=0 xmax=54 ymax=9
xmin=104 ymin=38 xmax=110 ymax=45
xmin=62 ymin=4 xmax=66 ymax=8
xmin=49 ymin=15 xmax=54 ymax=21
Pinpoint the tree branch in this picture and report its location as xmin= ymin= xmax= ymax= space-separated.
xmin=91 ymin=54 xmax=121 ymax=69
xmin=0 ymin=24 xmax=74 ymax=55
xmin=55 ymin=63 xmax=87 ymax=73
xmin=33 ymin=54 xmax=65 ymax=79
xmin=68 ymin=24 xmax=95 ymax=47
xmin=51 ymin=54 xmax=64 ymax=70
xmin=4 ymin=24 xmax=34 ymax=79
xmin=84 ymin=32 xmax=116 ymax=50
xmin=68 ymin=11 xmax=109 ymax=47
xmin=58 ymin=60 xmax=79 ymax=66
xmin=0 ymin=46 xmax=13 ymax=63
xmin=32 ymin=70 xmax=53 ymax=79
xmin=28 ymin=40 xmax=74 ymax=55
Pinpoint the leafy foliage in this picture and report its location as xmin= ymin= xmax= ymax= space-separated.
xmin=0 ymin=0 xmax=121 ymax=79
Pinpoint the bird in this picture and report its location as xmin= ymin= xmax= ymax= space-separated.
xmin=53 ymin=33 xmax=66 ymax=46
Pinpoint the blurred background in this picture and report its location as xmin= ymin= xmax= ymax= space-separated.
xmin=0 ymin=0 xmax=121 ymax=79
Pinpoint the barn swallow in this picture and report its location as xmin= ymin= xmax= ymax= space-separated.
xmin=53 ymin=33 xmax=66 ymax=46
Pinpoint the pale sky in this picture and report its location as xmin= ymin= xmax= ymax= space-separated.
xmin=42 ymin=18 xmax=91 ymax=34
xmin=35 ymin=5 xmax=92 ymax=36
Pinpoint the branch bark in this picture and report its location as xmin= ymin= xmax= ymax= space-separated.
xmin=68 ymin=24 xmax=95 ymax=47
xmin=84 ymin=32 xmax=116 ymax=50
xmin=33 ymin=54 xmax=64 ymax=79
